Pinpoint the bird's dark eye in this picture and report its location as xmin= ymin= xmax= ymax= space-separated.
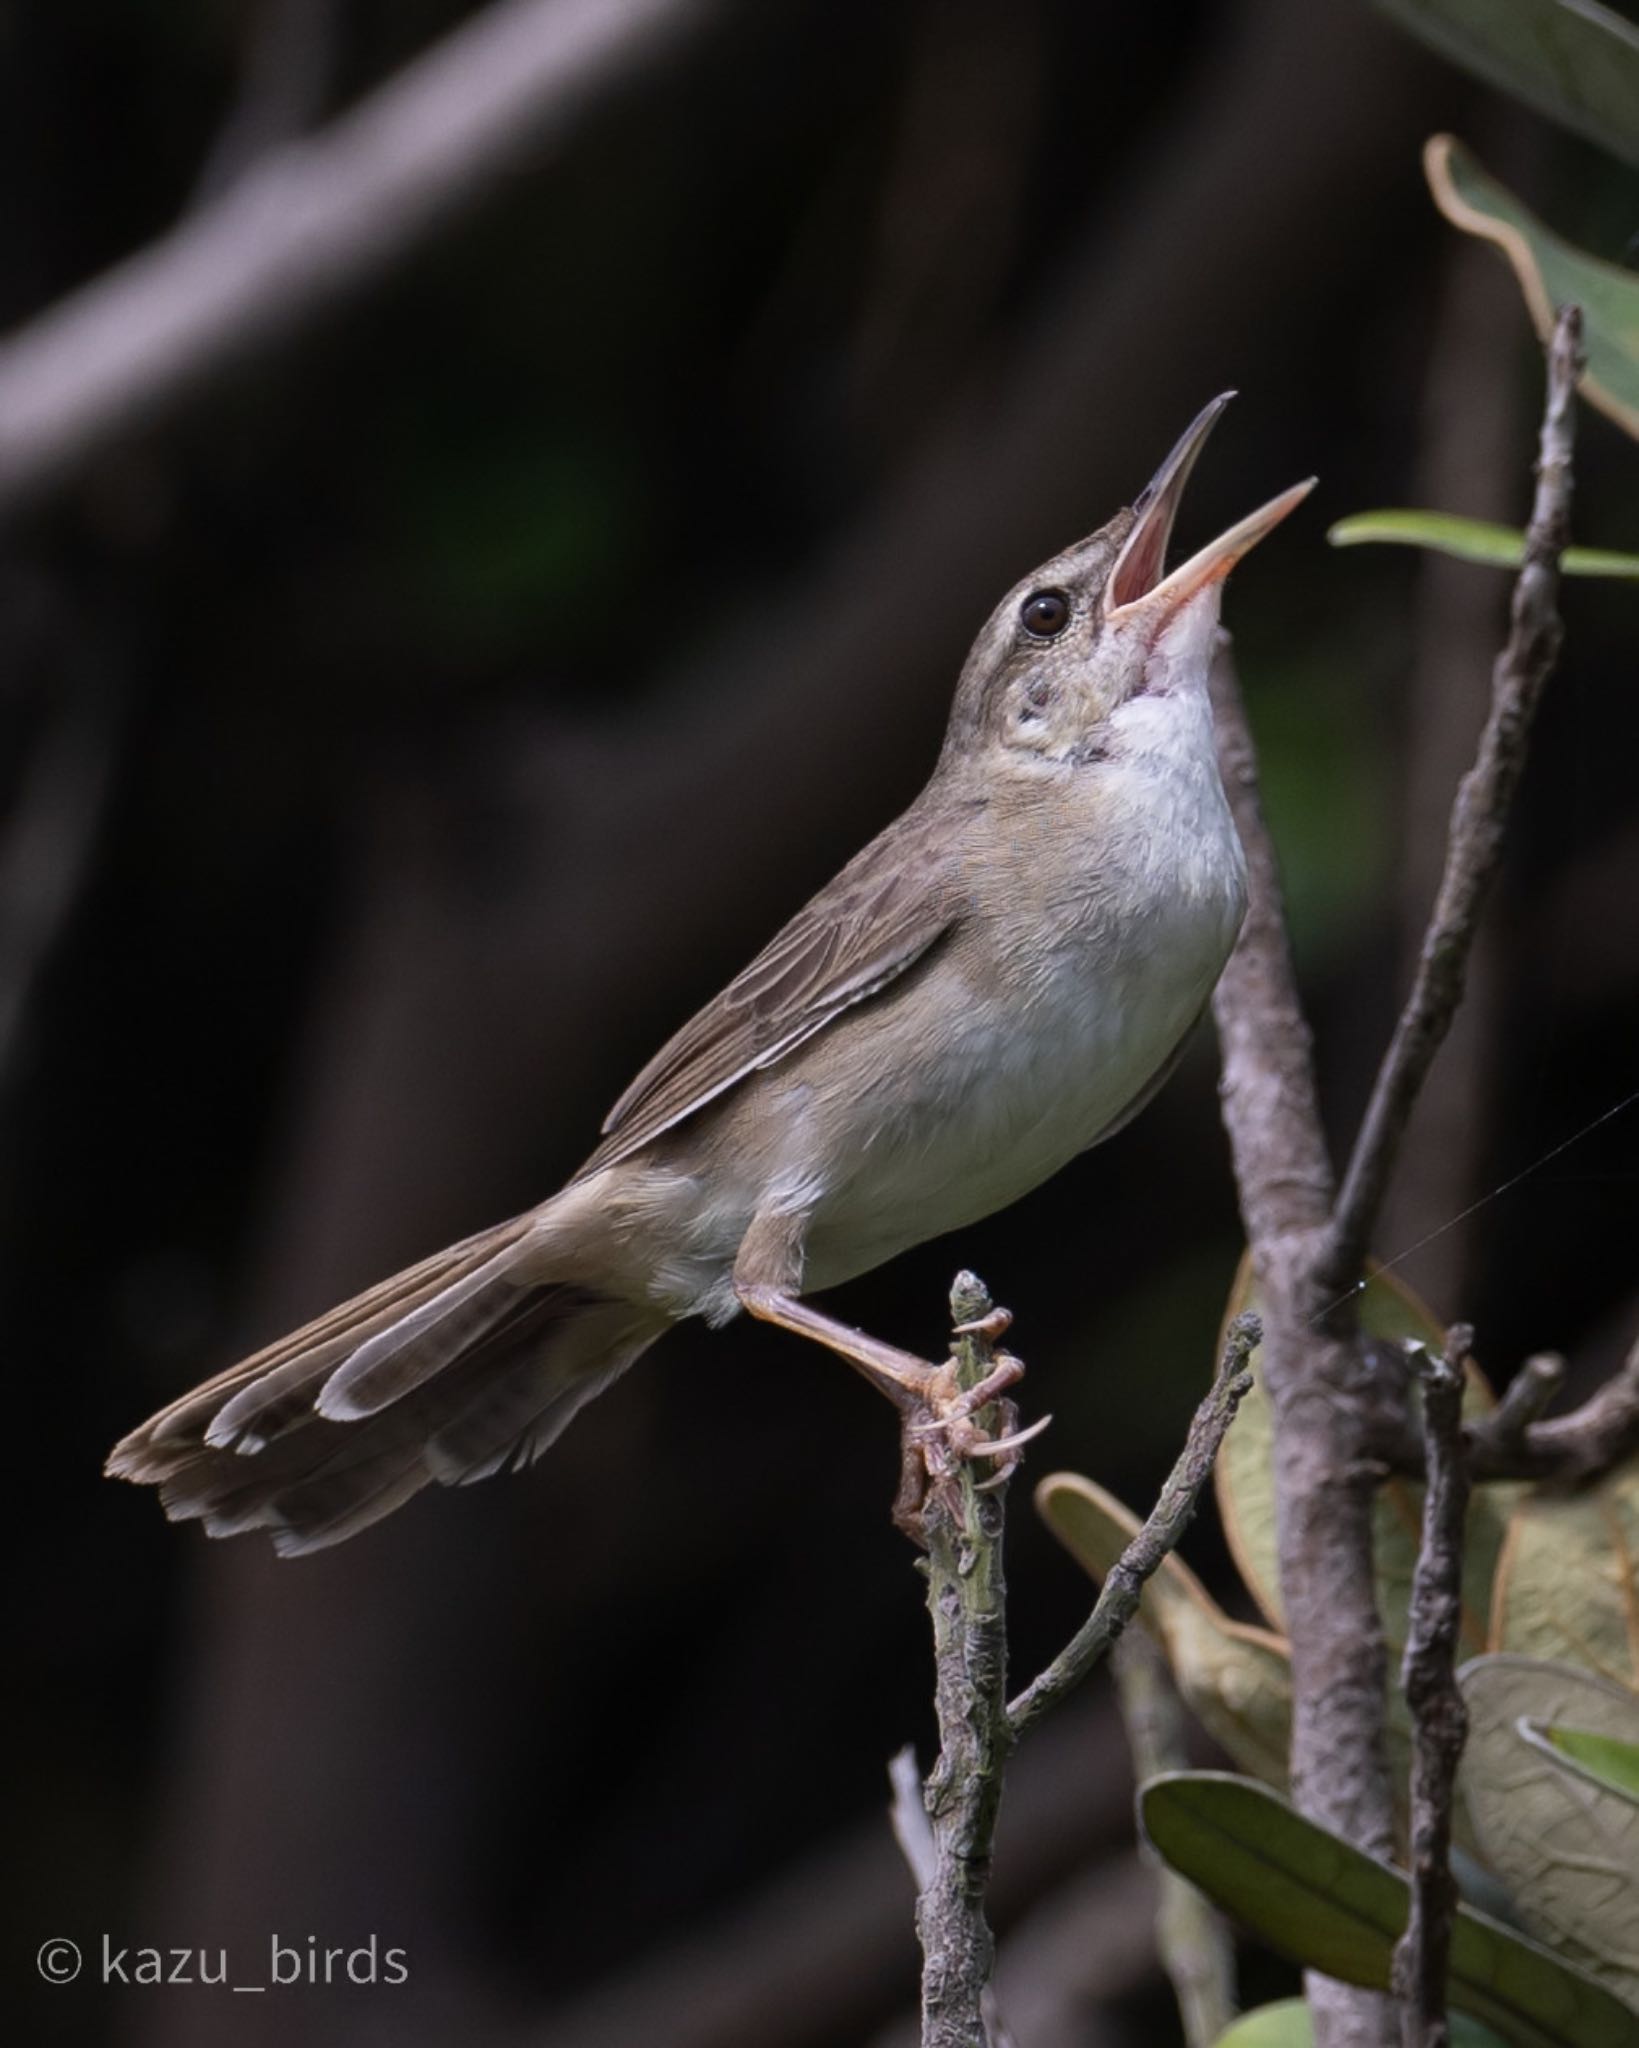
xmin=1020 ymin=589 xmax=1070 ymax=638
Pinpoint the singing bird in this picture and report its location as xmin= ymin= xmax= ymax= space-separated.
xmin=109 ymin=397 xmax=1311 ymax=1553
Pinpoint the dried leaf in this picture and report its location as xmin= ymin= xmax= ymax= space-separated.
xmin=1489 ymin=1471 xmax=1639 ymax=1687
xmin=1214 ymin=1253 xmax=1517 ymax=1662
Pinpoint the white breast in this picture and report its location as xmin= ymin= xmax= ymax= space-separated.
xmin=800 ymin=691 xmax=1246 ymax=1287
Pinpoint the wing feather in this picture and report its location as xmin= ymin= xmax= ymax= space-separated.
xmin=579 ymin=816 xmax=963 ymax=1175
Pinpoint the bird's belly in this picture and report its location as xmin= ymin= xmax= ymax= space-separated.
xmin=798 ymin=914 xmax=1230 ymax=1290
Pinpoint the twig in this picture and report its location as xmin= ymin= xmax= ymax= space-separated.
xmin=0 ymin=0 xmax=714 ymax=521
xmin=1471 ymin=1351 xmax=1564 ymax=1456
xmin=1323 ymin=305 xmax=1583 ymax=1296
xmin=1113 ymin=1629 xmax=1237 ymax=2047
xmin=1379 ymin=217 xmax=1526 ymax=1313
xmin=1006 ymin=1314 xmax=1258 ymax=1740
xmin=1367 ymin=1335 xmax=1639 ymax=1485
xmin=912 ymin=1271 xmax=1017 ymax=2048
xmin=1392 ymin=1326 xmax=1474 ymax=2048
xmin=1473 ymin=1331 xmax=1639 ymax=1480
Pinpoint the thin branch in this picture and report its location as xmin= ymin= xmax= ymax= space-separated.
xmin=1323 ymin=305 xmax=1583 ymax=1295
xmin=912 ymin=1270 xmax=1016 ymax=2048
xmin=1373 ymin=1332 xmax=1639 ymax=1485
xmin=1392 ymin=1326 xmax=1474 ymax=2048
xmin=1476 ymin=1331 xmax=1639 ymax=1480
xmin=1006 ymin=1314 xmax=1258 ymax=1740
xmin=1113 ymin=1629 xmax=1237 ymax=2047
xmin=1472 ymin=1351 xmax=1565 ymax=1455
xmin=0 ymin=0 xmax=714 ymax=521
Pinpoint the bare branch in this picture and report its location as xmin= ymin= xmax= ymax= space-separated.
xmin=0 ymin=0 xmax=714 ymax=521
xmin=1472 ymin=1351 xmax=1565 ymax=1457
xmin=1392 ymin=1327 xmax=1474 ymax=2048
xmin=1475 ymin=1332 xmax=1639 ymax=1481
xmin=912 ymin=1271 xmax=1016 ymax=2048
xmin=1323 ymin=306 xmax=1584 ymax=1294
xmin=1207 ymin=640 xmax=1336 ymax=1248
xmin=1210 ymin=643 xmax=1400 ymax=2047
xmin=1364 ymin=1332 xmax=1639 ymax=1487
xmin=1006 ymin=1314 xmax=1257 ymax=1741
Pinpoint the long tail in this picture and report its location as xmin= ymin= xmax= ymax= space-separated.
xmin=106 ymin=1215 xmax=667 ymax=1555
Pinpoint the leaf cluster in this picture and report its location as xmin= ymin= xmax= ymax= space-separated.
xmin=1039 ymin=1262 xmax=1639 ymax=2045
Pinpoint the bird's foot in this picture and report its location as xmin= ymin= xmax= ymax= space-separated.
xmin=891 ymin=1310 xmax=1050 ymax=1539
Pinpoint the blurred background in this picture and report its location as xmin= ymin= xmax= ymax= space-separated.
xmin=6 ymin=1 xmax=1638 ymax=2043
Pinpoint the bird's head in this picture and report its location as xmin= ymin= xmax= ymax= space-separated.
xmin=944 ymin=396 xmax=1313 ymax=772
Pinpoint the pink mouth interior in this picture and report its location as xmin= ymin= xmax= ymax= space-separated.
xmin=1107 ymin=507 xmax=1171 ymax=610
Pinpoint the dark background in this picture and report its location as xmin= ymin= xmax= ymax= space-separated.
xmin=7 ymin=2 xmax=1638 ymax=2043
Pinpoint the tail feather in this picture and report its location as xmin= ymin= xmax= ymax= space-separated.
xmin=423 ymin=1298 xmax=653 ymax=1485
xmin=314 ymin=1244 xmax=543 ymax=1424
xmin=107 ymin=1214 xmax=668 ymax=1554
xmin=136 ymin=1219 xmax=533 ymax=1454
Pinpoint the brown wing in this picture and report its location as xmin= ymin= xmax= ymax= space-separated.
xmin=578 ymin=814 xmax=965 ymax=1176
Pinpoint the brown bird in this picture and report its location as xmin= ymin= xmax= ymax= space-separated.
xmin=108 ymin=397 xmax=1311 ymax=1553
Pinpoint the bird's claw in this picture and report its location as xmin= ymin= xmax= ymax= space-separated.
xmin=889 ymin=1303 xmax=1048 ymax=1541
xmin=951 ymin=1305 xmax=1014 ymax=1343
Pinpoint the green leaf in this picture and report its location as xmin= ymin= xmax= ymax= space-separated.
xmin=1035 ymin=1472 xmax=1293 ymax=1790
xmin=1328 ymin=511 xmax=1639 ymax=580
xmin=1215 ymin=2002 xmax=1315 ymax=2047
xmin=1460 ymin=1656 xmax=1639 ymax=2004
xmin=1216 ymin=1999 xmax=1511 ymax=2047
xmin=1542 ymin=1724 xmax=1639 ymax=1802
xmin=1139 ymin=1771 xmax=1639 ymax=2047
xmin=1426 ymin=135 xmax=1639 ymax=442
xmin=1376 ymin=2 xmax=1639 ymax=168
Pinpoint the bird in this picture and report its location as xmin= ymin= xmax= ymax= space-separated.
xmin=107 ymin=395 xmax=1312 ymax=1555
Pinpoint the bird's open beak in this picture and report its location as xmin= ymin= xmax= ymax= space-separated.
xmin=1105 ymin=393 xmax=1315 ymax=624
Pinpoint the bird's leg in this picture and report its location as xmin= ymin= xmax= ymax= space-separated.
xmin=733 ymin=1221 xmax=1045 ymax=1537
xmin=733 ymin=1281 xmax=938 ymax=1409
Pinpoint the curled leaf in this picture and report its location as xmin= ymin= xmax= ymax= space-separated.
xmin=1426 ymin=134 xmax=1639 ymax=441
